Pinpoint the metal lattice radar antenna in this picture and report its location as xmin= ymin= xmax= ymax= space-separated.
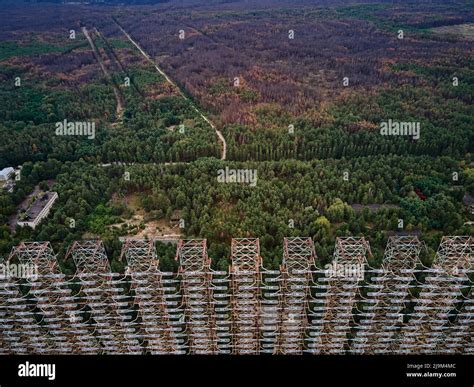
xmin=122 ymin=239 xmax=184 ymax=354
xmin=0 ymin=237 xmax=472 ymax=354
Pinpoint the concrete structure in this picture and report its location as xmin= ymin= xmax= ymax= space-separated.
xmin=0 ymin=167 xmax=14 ymax=181
xmin=2 ymin=181 xmax=14 ymax=193
xmin=17 ymin=192 xmax=58 ymax=229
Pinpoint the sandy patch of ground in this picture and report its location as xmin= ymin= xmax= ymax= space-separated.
xmin=108 ymin=193 xmax=181 ymax=239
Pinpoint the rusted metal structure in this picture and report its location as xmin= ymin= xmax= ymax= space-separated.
xmin=229 ymin=238 xmax=262 ymax=354
xmin=66 ymin=240 xmax=140 ymax=354
xmin=308 ymin=237 xmax=370 ymax=354
xmin=121 ymin=239 xmax=184 ymax=354
xmin=0 ymin=236 xmax=471 ymax=355
xmin=273 ymin=237 xmax=316 ymax=354
xmin=352 ymin=236 xmax=422 ymax=354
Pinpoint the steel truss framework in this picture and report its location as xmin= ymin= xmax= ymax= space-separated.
xmin=121 ymin=239 xmax=184 ymax=354
xmin=352 ymin=236 xmax=423 ymax=354
xmin=3 ymin=242 xmax=98 ymax=354
xmin=396 ymin=236 xmax=473 ymax=354
xmin=230 ymin=238 xmax=262 ymax=354
xmin=0 ymin=236 xmax=472 ymax=354
xmin=176 ymin=239 xmax=222 ymax=354
xmin=308 ymin=237 xmax=371 ymax=354
xmin=274 ymin=237 xmax=316 ymax=354
xmin=66 ymin=240 xmax=140 ymax=354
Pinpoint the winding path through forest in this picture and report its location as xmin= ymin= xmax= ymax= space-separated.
xmin=113 ymin=19 xmax=227 ymax=160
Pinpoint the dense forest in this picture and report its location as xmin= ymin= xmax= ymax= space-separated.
xmin=0 ymin=0 xmax=472 ymax=273
xmin=1 ymin=154 xmax=471 ymax=272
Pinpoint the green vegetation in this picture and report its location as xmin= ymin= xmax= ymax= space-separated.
xmin=0 ymin=40 xmax=85 ymax=61
xmin=2 ymin=154 xmax=470 ymax=272
xmin=0 ymin=1 xmax=472 ymax=275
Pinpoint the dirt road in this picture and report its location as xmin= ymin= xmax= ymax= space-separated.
xmin=113 ymin=20 xmax=227 ymax=160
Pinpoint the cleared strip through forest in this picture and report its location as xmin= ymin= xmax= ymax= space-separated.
xmin=112 ymin=18 xmax=227 ymax=161
xmin=82 ymin=26 xmax=125 ymax=121
xmin=94 ymin=27 xmax=144 ymax=98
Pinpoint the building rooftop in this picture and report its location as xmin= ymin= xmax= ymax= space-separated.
xmin=0 ymin=167 xmax=14 ymax=177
